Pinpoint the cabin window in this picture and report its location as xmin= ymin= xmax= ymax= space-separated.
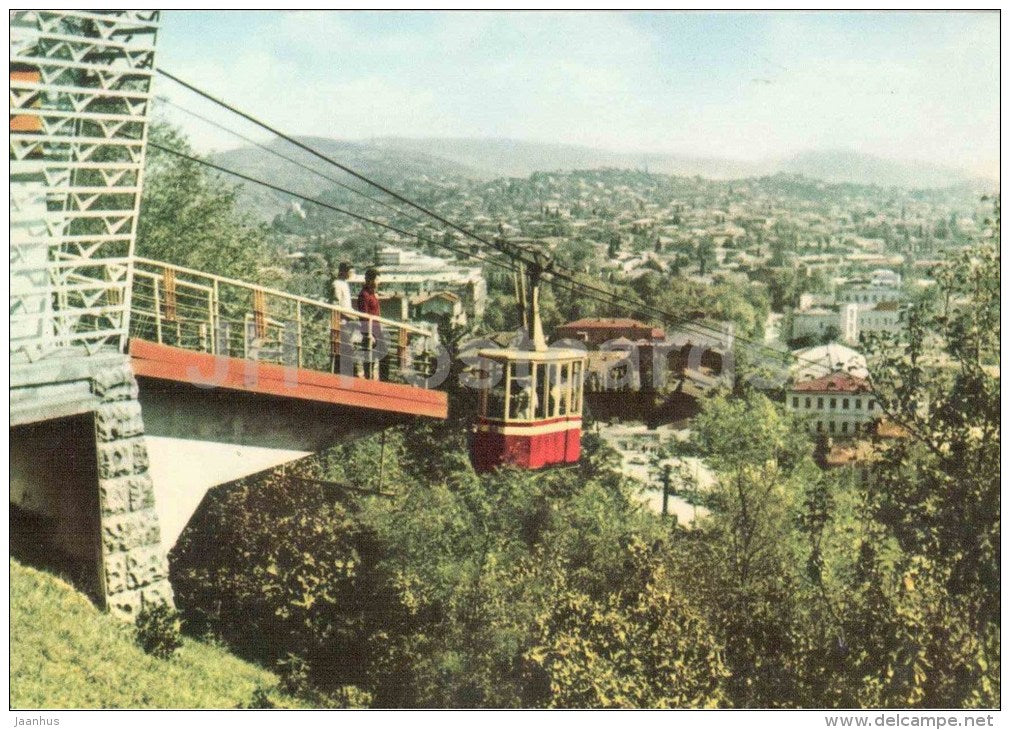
xmin=535 ymin=363 xmax=549 ymax=419
xmin=572 ymin=360 xmax=583 ymax=414
xmin=558 ymin=362 xmax=571 ymax=416
xmin=484 ymin=361 xmax=506 ymax=420
xmin=546 ymin=363 xmax=561 ymax=418
xmin=508 ymin=361 xmax=536 ymax=421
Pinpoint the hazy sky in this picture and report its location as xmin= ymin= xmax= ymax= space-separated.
xmin=154 ymin=11 xmax=999 ymax=177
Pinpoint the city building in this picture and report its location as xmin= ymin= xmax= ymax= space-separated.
xmin=791 ymin=343 xmax=868 ymax=382
xmin=857 ymin=300 xmax=902 ymax=338
xmin=837 ymin=269 xmax=903 ymax=309
xmin=554 ymin=317 xmax=665 ymax=347
xmin=790 ymin=303 xmax=859 ymax=344
xmin=787 ymin=371 xmax=877 ymax=437
xmin=350 ymin=247 xmax=487 ymax=325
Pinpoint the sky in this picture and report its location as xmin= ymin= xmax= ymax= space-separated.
xmin=153 ymin=11 xmax=999 ymax=178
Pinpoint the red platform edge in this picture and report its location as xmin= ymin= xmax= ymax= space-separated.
xmin=129 ymin=339 xmax=447 ymax=420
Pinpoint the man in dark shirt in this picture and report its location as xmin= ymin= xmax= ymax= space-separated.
xmin=355 ymin=268 xmax=383 ymax=378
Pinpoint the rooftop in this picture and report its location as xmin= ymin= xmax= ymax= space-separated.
xmin=558 ymin=317 xmax=665 ymax=339
xmin=792 ymin=371 xmax=871 ymax=393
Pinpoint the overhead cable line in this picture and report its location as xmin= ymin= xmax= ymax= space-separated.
xmin=147 ymin=141 xmax=513 ymax=274
xmin=157 ymin=68 xmax=687 ymax=327
xmin=158 ymin=68 xmax=520 ymax=262
xmin=149 ymin=140 xmax=801 ymax=371
xmin=154 ymin=94 xmax=431 ymax=227
xmin=152 ymin=71 xmax=815 ymax=368
xmin=155 ymin=71 xmax=767 ymax=357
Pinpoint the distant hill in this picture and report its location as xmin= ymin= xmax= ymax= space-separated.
xmin=368 ymin=136 xmax=767 ymax=179
xmin=779 ymin=150 xmax=984 ymax=190
xmin=368 ymin=138 xmax=990 ymax=190
xmin=211 ymin=136 xmax=992 ymax=220
xmin=211 ymin=137 xmax=485 ymax=221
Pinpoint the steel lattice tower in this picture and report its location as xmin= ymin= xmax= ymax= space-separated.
xmin=10 ymin=10 xmax=160 ymax=365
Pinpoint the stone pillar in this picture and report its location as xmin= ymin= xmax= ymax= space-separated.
xmin=92 ymin=361 xmax=174 ymax=619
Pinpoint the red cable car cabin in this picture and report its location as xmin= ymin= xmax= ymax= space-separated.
xmin=471 ymin=347 xmax=587 ymax=473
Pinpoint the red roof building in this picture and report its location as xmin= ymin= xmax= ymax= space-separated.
xmin=555 ymin=318 xmax=666 ymax=348
xmin=788 ymin=370 xmax=877 ymax=438
xmin=792 ymin=371 xmax=872 ymax=394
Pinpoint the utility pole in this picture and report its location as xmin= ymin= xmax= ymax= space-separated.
xmin=661 ymin=463 xmax=672 ymax=517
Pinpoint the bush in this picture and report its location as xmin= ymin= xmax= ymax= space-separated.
xmin=242 ymin=687 xmax=276 ymax=709
xmin=276 ymin=653 xmax=311 ymax=697
xmin=135 ymin=603 xmax=183 ymax=660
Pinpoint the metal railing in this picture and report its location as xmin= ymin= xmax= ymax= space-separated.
xmin=129 ymin=257 xmax=440 ymax=386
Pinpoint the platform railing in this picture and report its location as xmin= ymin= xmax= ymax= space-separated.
xmin=129 ymin=257 xmax=439 ymax=386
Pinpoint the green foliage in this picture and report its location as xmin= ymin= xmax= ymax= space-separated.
xmin=170 ymin=461 xmax=375 ymax=689
xmin=670 ymin=391 xmax=820 ymax=707
xmin=171 ymin=428 xmax=709 ymax=708
xmin=847 ymin=199 xmax=1001 ymax=707
xmin=137 ymin=120 xmax=280 ymax=283
xmin=153 ymin=196 xmax=998 ymax=710
xmin=135 ymin=602 xmax=183 ymax=660
xmin=526 ymin=542 xmax=727 ymax=708
xmin=866 ymin=228 xmax=1000 ymax=620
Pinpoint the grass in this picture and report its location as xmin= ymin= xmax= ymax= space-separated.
xmin=10 ymin=558 xmax=302 ymax=709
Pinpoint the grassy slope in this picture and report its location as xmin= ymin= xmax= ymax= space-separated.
xmin=10 ymin=559 xmax=297 ymax=709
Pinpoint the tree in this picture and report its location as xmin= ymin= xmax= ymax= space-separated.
xmin=137 ymin=120 xmax=278 ymax=283
xmin=670 ymin=392 xmax=821 ymax=707
xmin=863 ymin=200 xmax=999 ymax=648
xmin=695 ymin=238 xmax=716 ymax=276
xmin=525 ymin=541 xmax=727 ymax=708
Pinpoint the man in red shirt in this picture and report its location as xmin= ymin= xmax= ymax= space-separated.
xmin=355 ymin=268 xmax=383 ymax=379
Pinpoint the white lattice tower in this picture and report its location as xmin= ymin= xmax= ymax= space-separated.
xmin=10 ymin=10 xmax=159 ymax=363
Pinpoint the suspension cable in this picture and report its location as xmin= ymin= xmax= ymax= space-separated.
xmin=147 ymin=141 xmax=512 ymax=273
xmin=154 ymin=94 xmax=431 ymax=227
xmin=150 ymin=76 xmax=832 ymax=369
xmin=149 ymin=139 xmax=805 ymax=370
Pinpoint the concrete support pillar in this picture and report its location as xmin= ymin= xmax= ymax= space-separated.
xmin=91 ymin=360 xmax=174 ymax=619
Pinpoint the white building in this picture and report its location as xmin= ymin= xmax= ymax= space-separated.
xmin=790 ymin=304 xmax=859 ymax=345
xmin=787 ymin=371 xmax=878 ymax=437
xmin=791 ymin=343 xmax=868 ymax=382
xmin=351 ymin=247 xmax=487 ymax=324
xmin=857 ymin=301 xmax=902 ymax=338
xmin=837 ymin=270 xmax=902 ymax=310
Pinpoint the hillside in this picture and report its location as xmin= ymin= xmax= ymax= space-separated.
xmin=211 ymin=136 xmax=486 ymax=221
xmin=368 ymin=137 xmax=986 ymax=189
xmin=10 ymin=559 xmax=298 ymax=709
xmin=780 ymin=150 xmax=988 ymax=190
xmin=211 ymin=136 xmax=988 ymax=222
xmin=369 ymin=136 xmax=770 ymax=179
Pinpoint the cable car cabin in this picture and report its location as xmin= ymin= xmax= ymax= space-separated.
xmin=471 ymin=347 xmax=587 ymax=473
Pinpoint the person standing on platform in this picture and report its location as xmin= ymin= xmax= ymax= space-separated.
xmin=332 ymin=261 xmax=353 ymax=310
xmin=329 ymin=262 xmax=354 ymax=373
xmin=355 ymin=267 xmax=383 ymax=379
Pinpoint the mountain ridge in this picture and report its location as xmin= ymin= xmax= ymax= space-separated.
xmin=210 ymin=136 xmax=995 ymax=221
